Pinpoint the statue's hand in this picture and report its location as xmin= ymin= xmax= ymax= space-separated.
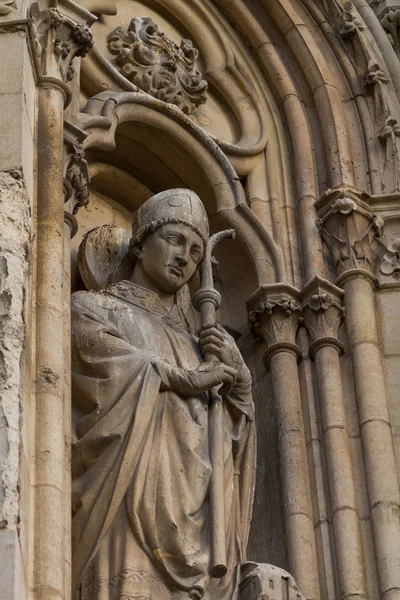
xmin=198 ymin=323 xmax=251 ymax=386
xmin=178 ymin=361 xmax=238 ymax=396
xmin=152 ymin=358 xmax=237 ymax=396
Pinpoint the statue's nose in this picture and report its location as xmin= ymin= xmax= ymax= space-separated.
xmin=176 ymin=254 xmax=188 ymax=266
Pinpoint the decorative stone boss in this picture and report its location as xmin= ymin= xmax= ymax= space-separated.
xmin=71 ymin=189 xmax=255 ymax=600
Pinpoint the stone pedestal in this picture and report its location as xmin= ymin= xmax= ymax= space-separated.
xmin=239 ymin=562 xmax=305 ymax=600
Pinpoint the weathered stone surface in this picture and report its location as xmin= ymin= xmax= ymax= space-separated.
xmin=71 ymin=189 xmax=255 ymax=600
xmin=0 ymin=171 xmax=31 ymax=531
xmin=0 ymin=529 xmax=27 ymax=600
xmin=3 ymin=2 xmax=400 ymax=599
xmin=239 ymin=562 xmax=305 ymax=600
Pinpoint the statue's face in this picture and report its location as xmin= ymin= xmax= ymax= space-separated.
xmin=136 ymin=222 xmax=204 ymax=294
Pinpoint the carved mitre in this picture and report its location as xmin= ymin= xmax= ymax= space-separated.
xmin=131 ymin=188 xmax=210 ymax=246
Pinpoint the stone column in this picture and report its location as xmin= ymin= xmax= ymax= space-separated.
xmin=338 ymin=269 xmax=400 ymax=600
xmin=303 ymin=277 xmax=367 ymax=600
xmin=30 ymin=4 xmax=95 ymax=599
xmin=247 ymin=284 xmax=320 ymax=600
xmin=317 ymin=189 xmax=400 ymax=600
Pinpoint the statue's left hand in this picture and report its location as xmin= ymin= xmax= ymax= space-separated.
xmin=198 ymin=323 xmax=251 ymax=386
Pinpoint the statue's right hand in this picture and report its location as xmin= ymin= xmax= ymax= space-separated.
xmin=183 ymin=362 xmax=238 ymax=396
xmin=152 ymin=358 xmax=237 ymax=396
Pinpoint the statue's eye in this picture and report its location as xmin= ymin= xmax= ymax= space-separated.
xmin=191 ymin=250 xmax=201 ymax=262
xmin=166 ymin=235 xmax=180 ymax=245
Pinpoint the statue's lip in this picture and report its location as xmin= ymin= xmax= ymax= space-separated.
xmin=168 ymin=266 xmax=183 ymax=277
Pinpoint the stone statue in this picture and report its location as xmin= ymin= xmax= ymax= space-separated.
xmin=71 ymin=189 xmax=256 ymax=600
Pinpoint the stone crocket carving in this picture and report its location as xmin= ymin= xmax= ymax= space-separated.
xmin=71 ymin=189 xmax=255 ymax=600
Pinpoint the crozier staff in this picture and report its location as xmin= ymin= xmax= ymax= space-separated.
xmin=193 ymin=229 xmax=236 ymax=578
xmin=71 ymin=189 xmax=255 ymax=600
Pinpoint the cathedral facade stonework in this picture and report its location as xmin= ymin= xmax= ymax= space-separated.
xmin=1 ymin=1 xmax=400 ymax=599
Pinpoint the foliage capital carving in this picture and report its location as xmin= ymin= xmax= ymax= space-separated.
xmin=247 ymin=284 xmax=302 ymax=367
xmin=302 ymin=277 xmax=345 ymax=358
xmin=316 ymin=187 xmax=385 ymax=277
xmin=107 ymin=17 xmax=208 ymax=115
xmin=31 ymin=1 xmax=96 ymax=83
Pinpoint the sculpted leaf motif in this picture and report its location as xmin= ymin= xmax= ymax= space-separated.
xmin=0 ymin=0 xmax=15 ymax=16
xmin=381 ymin=237 xmax=400 ymax=277
xmin=107 ymin=17 xmax=208 ymax=115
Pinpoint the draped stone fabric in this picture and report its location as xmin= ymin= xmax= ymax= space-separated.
xmin=71 ymin=280 xmax=255 ymax=600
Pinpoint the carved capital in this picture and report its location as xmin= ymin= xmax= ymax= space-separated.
xmin=31 ymin=1 xmax=96 ymax=84
xmin=247 ymin=284 xmax=302 ymax=367
xmin=63 ymin=120 xmax=89 ymax=236
xmin=316 ymin=188 xmax=385 ymax=277
xmin=107 ymin=17 xmax=208 ymax=115
xmin=302 ymin=277 xmax=345 ymax=359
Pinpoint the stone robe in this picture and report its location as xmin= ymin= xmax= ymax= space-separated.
xmin=71 ymin=280 xmax=255 ymax=600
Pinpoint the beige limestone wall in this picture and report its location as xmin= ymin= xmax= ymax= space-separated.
xmin=0 ymin=24 xmax=37 ymax=600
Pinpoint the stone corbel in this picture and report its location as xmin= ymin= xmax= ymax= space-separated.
xmin=302 ymin=277 xmax=345 ymax=359
xmin=316 ymin=187 xmax=384 ymax=279
xmin=247 ymin=283 xmax=302 ymax=368
xmin=63 ymin=120 xmax=89 ymax=237
xmin=31 ymin=0 xmax=96 ymax=100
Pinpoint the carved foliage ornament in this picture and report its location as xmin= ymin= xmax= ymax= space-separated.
xmin=303 ymin=291 xmax=345 ymax=358
xmin=248 ymin=296 xmax=302 ymax=365
xmin=380 ymin=237 xmax=400 ymax=278
xmin=31 ymin=4 xmax=94 ymax=82
xmin=0 ymin=0 xmax=15 ymax=16
xmin=317 ymin=195 xmax=385 ymax=275
xmin=338 ymin=2 xmax=365 ymax=36
xmin=107 ymin=17 xmax=208 ymax=115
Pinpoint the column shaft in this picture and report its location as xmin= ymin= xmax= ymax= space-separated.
xmin=34 ymin=85 xmax=66 ymax=600
xmin=343 ymin=274 xmax=400 ymax=600
xmin=314 ymin=345 xmax=367 ymax=600
xmin=270 ymin=350 xmax=320 ymax=600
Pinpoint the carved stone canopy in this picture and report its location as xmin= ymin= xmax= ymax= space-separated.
xmin=107 ymin=17 xmax=208 ymax=115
